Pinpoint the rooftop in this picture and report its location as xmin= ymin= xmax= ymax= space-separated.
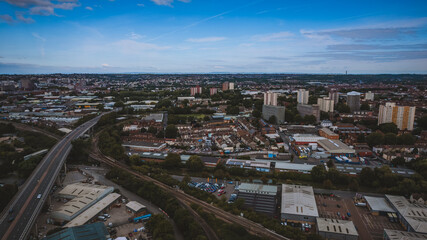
xmin=126 ymin=201 xmax=146 ymax=212
xmin=42 ymin=222 xmax=108 ymax=240
xmin=384 ymin=229 xmax=427 ymax=240
xmin=316 ymin=218 xmax=358 ymax=236
xmin=58 ymin=183 xmax=113 ymax=198
xmin=142 ymin=113 xmax=164 ymax=122
xmin=238 ymin=183 xmax=278 ymax=196
xmin=386 ymin=195 xmax=427 ymax=234
xmin=364 ymin=196 xmax=396 ymax=213
xmin=281 ymin=184 xmax=318 ymax=217
xmin=317 ymin=139 xmax=355 ymax=154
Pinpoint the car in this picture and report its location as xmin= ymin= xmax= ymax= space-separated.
xmin=8 ymin=208 xmax=13 ymax=214
xmin=337 ymin=212 xmax=340 ymax=216
xmin=337 ymin=204 xmax=341 ymax=208
xmin=37 ymin=193 xmax=42 ymax=199
xmin=7 ymin=216 xmax=15 ymax=223
xmin=347 ymin=212 xmax=351 ymax=217
xmin=322 ymin=203 xmax=327 ymax=207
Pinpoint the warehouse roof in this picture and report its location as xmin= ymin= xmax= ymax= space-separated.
xmin=126 ymin=201 xmax=146 ymax=212
xmin=275 ymin=162 xmax=315 ymax=172
xmin=364 ymin=196 xmax=396 ymax=213
xmin=317 ymin=139 xmax=356 ymax=154
xmin=58 ymin=183 xmax=113 ymax=198
xmin=239 ymin=183 xmax=277 ymax=196
xmin=42 ymin=222 xmax=108 ymax=240
xmin=65 ymin=193 xmax=121 ymax=228
xmin=386 ymin=195 xmax=427 ymax=234
xmin=384 ymin=229 xmax=427 ymax=240
xmin=281 ymin=184 xmax=318 ymax=217
xmin=316 ymin=218 xmax=358 ymax=236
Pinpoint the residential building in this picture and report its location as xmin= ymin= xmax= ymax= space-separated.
xmin=237 ymin=183 xmax=278 ymax=215
xmin=190 ymin=86 xmax=202 ymax=96
xmin=262 ymin=105 xmax=285 ymax=124
xmin=378 ymin=102 xmax=416 ymax=131
xmin=329 ymin=90 xmax=339 ymax=104
xmin=210 ymin=87 xmax=218 ymax=95
xmin=297 ymin=89 xmax=309 ymax=104
xmin=346 ymin=91 xmax=361 ymax=113
xmin=229 ymin=82 xmax=235 ymax=90
xmin=264 ymin=91 xmax=278 ymax=106
xmin=281 ymin=184 xmax=319 ymax=224
xmin=222 ymin=82 xmax=229 ymax=91
xmin=365 ymin=91 xmax=375 ymax=101
xmin=317 ymin=97 xmax=334 ymax=112
xmin=297 ymin=104 xmax=320 ymax=122
xmin=316 ymin=218 xmax=358 ymax=240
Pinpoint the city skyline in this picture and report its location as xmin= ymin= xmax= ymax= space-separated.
xmin=0 ymin=0 xmax=427 ymax=74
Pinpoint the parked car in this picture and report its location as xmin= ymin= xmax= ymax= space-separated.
xmin=337 ymin=204 xmax=341 ymax=208
xmin=347 ymin=212 xmax=351 ymax=217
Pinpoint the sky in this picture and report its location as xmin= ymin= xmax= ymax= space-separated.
xmin=0 ymin=0 xmax=427 ymax=74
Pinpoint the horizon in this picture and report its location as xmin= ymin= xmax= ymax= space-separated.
xmin=1 ymin=0 xmax=427 ymax=74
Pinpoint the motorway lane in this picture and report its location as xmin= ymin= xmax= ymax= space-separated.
xmin=0 ymin=115 xmax=104 ymax=240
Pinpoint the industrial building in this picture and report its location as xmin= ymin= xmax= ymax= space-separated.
xmin=383 ymin=229 xmax=427 ymax=240
xmin=317 ymin=139 xmax=356 ymax=157
xmin=319 ymin=128 xmax=339 ymax=140
xmin=364 ymin=196 xmax=396 ymax=216
xmin=281 ymin=184 xmax=319 ymax=224
xmin=290 ymin=134 xmax=325 ymax=145
xmin=386 ymin=195 xmax=427 ymax=234
xmin=316 ymin=218 xmax=358 ymax=240
xmin=57 ymin=183 xmax=114 ymax=199
xmin=237 ymin=183 xmax=278 ymax=215
xmin=42 ymin=222 xmax=109 ymax=240
xmin=126 ymin=201 xmax=147 ymax=215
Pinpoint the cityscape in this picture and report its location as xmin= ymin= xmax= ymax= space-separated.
xmin=0 ymin=1 xmax=427 ymax=240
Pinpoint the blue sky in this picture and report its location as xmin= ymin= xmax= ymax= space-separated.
xmin=0 ymin=0 xmax=427 ymax=74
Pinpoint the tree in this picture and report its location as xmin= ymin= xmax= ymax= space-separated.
xmin=129 ymin=154 xmax=141 ymax=166
xmin=379 ymin=123 xmax=398 ymax=134
xmin=165 ymin=125 xmax=178 ymax=138
xmin=359 ymin=167 xmax=375 ymax=187
xmin=384 ymin=133 xmax=397 ymax=145
xmin=320 ymin=111 xmax=329 ymax=121
xmin=348 ymin=178 xmax=359 ymax=191
xmin=268 ymin=115 xmax=277 ymax=124
xmin=366 ymin=132 xmax=384 ymax=147
xmin=360 ymin=103 xmax=370 ymax=111
xmin=327 ymin=159 xmax=335 ymax=168
xmin=396 ymin=133 xmax=416 ymax=145
xmin=323 ymin=179 xmax=334 ymax=189
xmin=164 ymin=153 xmax=181 ymax=169
xmin=186 ymin=155 xmax=204 ymax=171
xmin=417 ymin=115 xmax=427 ymax=130
xmin=391 ymin=157 xmax=405 ymax=166
xmin=303 ymin=115 xmax=317 ymax=125
xmin=148 ymin=126 xmax=157 ymax=135
xmin=114 ymin=101 xmax=125 ymax=108
xmin=226 ymin=105 xmax=239 ymax=115
xmin=357 ymin=134 xmax=365 ymax=143
xmin=252 ymin=109 xmax=261 ymax=118
xmin=311 ymin=165 xmax=326 ymax=182
xmin=336 ymin=103 xmax=350 ymax=113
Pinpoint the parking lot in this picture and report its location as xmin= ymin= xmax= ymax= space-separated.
xmin=315 ymin=194 xmax=403 ymax=240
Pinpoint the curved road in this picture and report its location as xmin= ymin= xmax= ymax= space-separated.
xmin=0 ymin=114 xmax=105 ymax=240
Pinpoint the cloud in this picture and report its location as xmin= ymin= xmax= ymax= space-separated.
xmin=306 ymin=50 xmax=427 ymax=62
xmin=0 ymin=14 xmax=15 ymax=24
xmin=252 ymin=31 xmax=294 ymax=42
xmin=16 ymin=12 xmax=34 ymax=23
xmin=327 ymin=43 xmax=427 ymax=51
xmin=2 ymin=0 xmax=80 ymax=17
xmin=186 ymin=37 xmax=226 ymax=43
xmin=257 ymin=56 xmax=289 ymax=61
xmin=32 ymin=32 xmax=46 ymax=41
xmin=128 ymin=32 xmax=144 ymax=40
xmin=113 ymin=39 xmax=170 ymax=53
xmin=85 ymin=6 xmax=93 ymax=11
xmin=102 ymin=63 xmax=112 ymax=68
xmin=150 ymin=0 xmax=191 ymax=7
xmin=136 ymin=3 xmax=144 ymax=7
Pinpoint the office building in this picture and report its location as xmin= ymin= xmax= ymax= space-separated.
xmin=346 ymin=91 xmax=361 ymax=113
xmin=386 ymin=194 xmax=427 ymax=234
xmin=264 ymin=91 xmax=278 ymax=106
xmin=210 ymin=87 xmax=218 ymax=96
xmin=190 ymin=86 xmax=202 ymax=96
xmin=329 ymin=90 xmax=339 ymax=104
xmin=317 ymin=97 xmax=334 ymax=112
xmin=297 ymin=89 xmax=309 ymax=104
xmin=316 ymin=218 xmax=358 ymax=240
xmin=262 ymin=105 xmax=285 ymax=124
xmin=365 ymin=91 xmax=375 ymax=101
xmin=281 ymin=184 xmax=319 ymax=224
xmin=383 ymin=229 xmax=427 ymax=240
xmin=297 ymin=104 xmax=320 ymax=122
xmin=378 ymin=102 xmax=416 ymax=131
xmin=237 ymin=183 xmax=278 ymax=215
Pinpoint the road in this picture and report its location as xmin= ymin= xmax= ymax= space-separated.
xmin=0 ymin=114 xmax=105 ymax=240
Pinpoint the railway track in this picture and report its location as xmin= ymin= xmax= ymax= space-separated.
xmin=90 ymin=138 xmax=289 ymax=240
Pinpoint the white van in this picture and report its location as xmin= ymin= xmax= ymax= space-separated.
xmin=37 ymin=194 xmax=42 ymax=199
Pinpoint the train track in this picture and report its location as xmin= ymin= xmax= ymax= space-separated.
xmin=90 ymin=138 xmax=289 ymax=240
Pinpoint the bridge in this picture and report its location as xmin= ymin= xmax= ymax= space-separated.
xmin=0 ymin=114 xmax=105 ymax=240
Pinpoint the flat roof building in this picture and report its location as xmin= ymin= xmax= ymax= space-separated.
xmin=319 ymin=128 xmax=339 ymax=140
xmin=364 ymin=196 xmax=396 ymax=215
xmin=317 ymin=139 xmax=356 ymax=157
xmin=281 ymin=184 xmax=319 ymax=224
xmin=316 ymin=218 xmax=358 ymax=240
xmin=237 ymin=183 xmax=278 ymax=215
xmin=384 ymin=229 xmax=427 ymax=240
xmin=126 ymin=201 xmax=147 ymax=214
xmin=386 ymin=194 xmax=427 ymax=234
xmin=58 ymin=183 xmax=114 ymax=199
xmin=43 ymin=222 xmax=109 ymax=240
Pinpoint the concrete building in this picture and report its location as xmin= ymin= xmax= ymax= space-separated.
xmin=190 ymin=86 xmax=202 ymax=96
xmin=364 ymin=196 xmax=396 ymax=216
xmin=329 ymin=90 xmax=339 ymax=104
xmin=365 ymin=91 xmax=375 ymax=101
xmin=386 ymin=194 xmax=427 ymax=234
xmin=281 ymin=184 xmax=319 ymax=224
xmin=264 ymin=91 xmax=278 ymax=106
xmin=378 ymin=102 xmax=416 ymax=131
xmin=384 ymin=229 xmax=427 ymax=240
xmin=210 ymin=88 xmax=218 ymax=96
xmin=297 ymin=104 xmax=320 ymax=122
xmin=237 ymin=183 xmax=278 ymax=215
xmin=317 ymin=97 xmax=334 ymax=112
xmin=297 ymin=89 xmax=309 ymax=104
xmin=316 ymin=218 xmax=358 ymax=240
xmin=43 ymin=222 xmax=109 ymax=240
xmin=262 ymin=105 xmax=285 ymax=124
xmin=57 ymin=183 xmax=114 ymax=200
xmin=346 ymin=91 xmax=361 ymax=113
xmin=290 ymin=134 xmax=325 ymax=145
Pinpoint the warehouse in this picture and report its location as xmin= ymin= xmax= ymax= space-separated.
xmin=281 ymin=184 xmax=319 ymax=224
xmin=43 ymin=222 xmax=109 ymax=240
xmin=58 ymin=183 xmax=114 ymax=199
xmin=386 ymin=195 xmax=427 ymax=234
xmin=364 ymin=196 xmax=396 ymax=216
xmin=64 ymin=193 xmax=121 ymax=228
xmin=316 ymin=218 xmax=358 ymax=240
xmin=126 ymin=201 xmax=147 ymax=215
xmin=383 ymin=229 xmax=427 ymax=240
xmin=237 ymin=183 xmax=278 ymax=215
xmin=317 ymin=139 xmax=356 ymax=157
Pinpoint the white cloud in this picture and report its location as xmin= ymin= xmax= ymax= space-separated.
xmin=150 ymin=0 xmax=191 ymax=7
xmin=16 ymin=12 xmax=34 ymax=23
xmin=137 ymin=3 xmax=145 ymax=7
xmin=85 ymin=6 xmax=93 ymax=11
xmin=3 ymin=0 xmax=80 ymax=16
xmin=128 ymin=32 xmax=144 ymax=40
xmin=113 ymin=39 xmax=170 ymax=53
xmin=252 ymin=31 xmax=294 ymax=42
xmin=32 ymin=32 xmax=46 ymax=42
xmin=186 ymin=37 xmax=226 ymax=43
xmin=102 ymin=63 xmax=111 ymax=67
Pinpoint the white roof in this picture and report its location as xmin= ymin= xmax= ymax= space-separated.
xmin=58 ymin=183 xmax=113 ymax=198
xmin=281 ymin=184 xmax=318 ymax=217
xmin=239 ymin=183 xmax=277 ymax=195
xmin=126 ymin=201 xmax=146 ymax=212
xmin=275 ymin=162 xmax=315 ymax=172
xmin=316 ymin=218 xmax=358 ymax=236
xmin=386 ymin=195 xmax=427 ymax=234
xmin=364 ymin=196 xmax=396 ymax=213
xmin=347 ymin=91 xmax=361 ymax=96
xmin=65 ymin=193 xmax=121 ymax=228
xmin=317 ymin=139 xmax=355 ymax=154
xmin=384 ymin=229 xmax=427 ymax=240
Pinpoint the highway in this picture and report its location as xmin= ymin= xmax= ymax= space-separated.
xmin=0 ymin=114 xmax=105 ymax=240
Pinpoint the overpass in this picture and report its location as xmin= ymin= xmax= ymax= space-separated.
xmin=0 ymin=113 xmax=105 ymax=240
